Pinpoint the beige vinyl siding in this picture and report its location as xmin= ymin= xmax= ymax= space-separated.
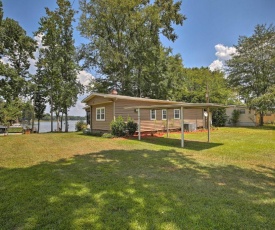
xmin=262 ymin=113 xmax=275 ymax=124
xmin=183 ymin=109 xmax=204 ymax=127
xmin=87 ymin=96 xmax=112 ymax=106
xmin=92 ymin=102 xmax=113 ymax=131
xmin=88 ymin=96 xmax=204 ymax=132
xmin=226 ymin=107 xmax=256 ymax=126
xmin=115 ymin=99 xmax=204 ymax=131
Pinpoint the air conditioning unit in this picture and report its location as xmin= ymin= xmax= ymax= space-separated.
xmin=184 ymin=123 xmax=196 ymax=132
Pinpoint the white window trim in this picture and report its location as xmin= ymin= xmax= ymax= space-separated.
xmin=174 ymin=109 xmax=180 ymax=119
xmin=150 ymin=109 xmax=156 ymax=120
xmin=162 ymin=109 xmax=167 ymax=120
xmin=96 ymin=107 xmax=105 ymax=121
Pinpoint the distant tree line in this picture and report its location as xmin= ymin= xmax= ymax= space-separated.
xmin=41 ymin=114 xmax=85 ymax=121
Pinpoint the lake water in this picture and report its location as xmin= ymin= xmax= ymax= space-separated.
xmin=30 ymin=120 xmax=80 ymax=133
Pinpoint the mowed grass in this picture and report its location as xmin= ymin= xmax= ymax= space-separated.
xmin=0 ymin=126 xmax=274 ymax=230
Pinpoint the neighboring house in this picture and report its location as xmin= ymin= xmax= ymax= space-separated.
xmin=225 ymin=105 xmax=257 ymax=126
xmin=261 ymin=111 xmax=275 ymax=124
xmin=82 ymin=92 xmax=207 ymax=133
xmin=226 ymin=105 xmax=275 ymax=126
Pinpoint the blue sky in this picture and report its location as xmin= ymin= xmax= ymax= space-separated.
xmin=2 ymin=0 xmax=275 ymax=115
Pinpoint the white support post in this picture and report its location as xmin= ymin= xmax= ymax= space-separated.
xmin=166 ymin=109 xmax=169 ymax=138
xmin=181 ymin=107 xmax=184 ymax=148
xmin=207 ymin=107 xmax=210 ymax=143
xmin=138 ymin=108 xmax=141 ymax=141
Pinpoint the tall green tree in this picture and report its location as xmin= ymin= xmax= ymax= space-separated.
xmin=36 ymin=0 xmax=83 ymax=132
xmin=57 ymin=0 xmax=83 ymax=131
xmin=78 ymin=0 xmax=185 ymax=97
xmin=180 ymin=67 xmax=231 ymax=104
xmin=226 ymin=24 xmax=275 ymax=125
xmin=0 ymin=18 xmax=36 ymax=102
xmin=0 ymin=0 xmax=3 ymax=24
xmin=0 ymin=98 xmax=23 ymax=126
xmin=0 ymin=0 xmax=36 ymax=125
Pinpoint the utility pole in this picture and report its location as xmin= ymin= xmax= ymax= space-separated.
xmin=205 ymin=81 xmax=209 ymax=128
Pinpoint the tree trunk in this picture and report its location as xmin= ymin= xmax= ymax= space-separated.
xmin=259 ymin=112 xmax=264 ymax=126
xmin=38 ymin=119 xmax=40 ymax=133
xmin=56 ymin=112 xmax=60 ymax=131
xmin=50 ymin=97 xmax=53 ymax=132
xmin=61 ymin=112 xmax=63 ymax=131
xmin=65 ymin=108 xmax=68 ymax=132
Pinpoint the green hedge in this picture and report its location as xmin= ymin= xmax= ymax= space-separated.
xmin=7 ymin=127 xmax=23 ymax=133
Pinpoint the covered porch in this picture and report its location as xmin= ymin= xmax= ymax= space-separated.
xmin=125 ymin=103 xmax=226 ymax=148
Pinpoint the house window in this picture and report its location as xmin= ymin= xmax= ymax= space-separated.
xmin=239 ymin=109 xmax=245 ymax=114
xmin=174 ymin=109 xmax=180 ymax=119
xmin=266 ymin=111 xmax=272 ymax=116
xmin=96 ymin=107 xmax=105 ymax=121
xmin=162 ymin=110 xmax=167 ymax=120
xmin=150 ymin=109 xmax=156 ymax=120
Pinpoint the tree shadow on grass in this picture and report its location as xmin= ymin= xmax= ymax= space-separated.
xmin=0 ymin=149 xmax=274 ymax=229
xmin=136 ymin=136 xmax=223 ymax=151
xmin=229 ymin=125 xmax=275 ymax=131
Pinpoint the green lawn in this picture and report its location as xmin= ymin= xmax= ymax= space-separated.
xmin=0 ymin=127 xmax=275 ymax=229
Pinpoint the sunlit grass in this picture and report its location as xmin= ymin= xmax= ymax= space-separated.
xmin=0 ymin=127 xmax=274 ymax=229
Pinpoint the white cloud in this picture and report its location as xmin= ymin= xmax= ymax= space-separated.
xmin=28 ymin=34 xmax=44 ymax=74
xmin=67 ymin=70 xmax=94 ymax=116
xmin=214 ymin=44 xmax=236 ymax=61
xmin=77 ymin=70 xmax=94 ymax=86
xmin=209 ymin=60 xmax=223 ymax=72
xmin=209 ymin=44 xmax=236 ymax=71
xmin=68 ymin=98 xmax=86 ymax=116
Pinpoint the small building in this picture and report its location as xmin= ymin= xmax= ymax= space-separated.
xmin=82 ymin=92 xmax=208 ymax=133
xmin=226 ymin=105 xmax=275 ymax=126
xmin=225 ymin=105 xmax=257 ymax=127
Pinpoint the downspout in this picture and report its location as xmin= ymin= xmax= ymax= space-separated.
xmin=113 ymin=99 xmax=116 ymax=121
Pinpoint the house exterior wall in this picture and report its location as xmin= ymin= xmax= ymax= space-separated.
xmin=262 ymin=113 xmax=275 ymax=124
xmin=88 ymin=96 xmax=114 ymax=131
xmin=255 ymin=112 xmax=275 ymax=124
xmin=225 ymin=106 xmax=257 ymax=126
xmin=86 ymin=96 xmax=205 ymax=132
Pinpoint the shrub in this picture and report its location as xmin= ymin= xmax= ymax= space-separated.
xmin=212 ymin=108 xmax=228 ymax=127
xmin=110 ymin=116 xmax=127 ymax=137
xmin=102 ymin=133 xmax=114 ymax=138
xmin=75 ymin=120 xmax=87 ymax=131
xmin=7 ymin=127 xmax=23 ymax=133
xmin=84 ymin=130 xmax=102 ymax=136
xmin=230 ymin=109 xmax=241 ymax=126
xmin=126 ymin=117 xmax=138 ymax=136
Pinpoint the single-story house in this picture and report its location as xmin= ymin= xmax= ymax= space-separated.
xmin=225 ymin=105 xmax=257 ymax=127
xmin=225 ymin=105 xmax=275 ymax=126
xmin=82 ymin=92 xmax=209 ymax=133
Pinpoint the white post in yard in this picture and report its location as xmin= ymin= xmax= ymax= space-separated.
xmin=181 ymin=106 xmax=184 ymax=148
xmin=138 ymin=108 xmax=141 ymax=141
xmin=166 ymin=109 xmax=169 ymax=138
xmin=207 ymin=107 xmax=210 ymax=143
